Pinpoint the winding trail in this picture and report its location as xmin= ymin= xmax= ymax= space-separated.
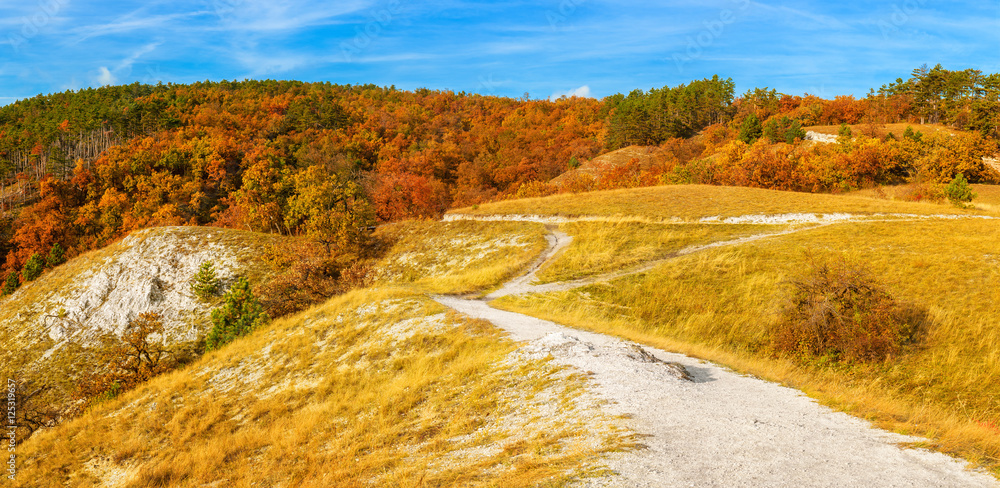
xmin=432 ymin=217 xmax=999 ymax=487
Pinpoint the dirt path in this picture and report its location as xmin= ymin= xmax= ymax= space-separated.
xmin=487 ymin=225 xmax=823 ymax=298
xmin=432 ymin=224 xmax=1000 ymax=487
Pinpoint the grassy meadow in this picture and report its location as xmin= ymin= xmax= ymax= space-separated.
xmin=486 ymin=186 xmax=1000 ymax=475
xmin=450 ymin=185 xmax=995 ymax=222
xmin=370 ymin=219 xmax=549 ymax=294
xmin=535 ymin=221 xmax=780 ymax=283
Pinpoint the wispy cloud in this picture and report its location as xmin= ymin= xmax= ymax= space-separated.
xmin=549 ymin=85 xmax=592 ymax=101
xmin=0 ymin=0 xmax=996 ymax=101
xmin=218 ymin=1 xmax=371 ymax=31
xmin=70 ymin=11 xmax=205 ymax=43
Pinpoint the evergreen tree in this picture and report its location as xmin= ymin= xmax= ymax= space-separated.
xmin=762 ymin=118 xmax=781 ymax=143
xmin=2 ymin=273 xmax=19 ymax=296
xmin=738 ymin=113 xmax=762 ymax=144
xmin=902 ymin=126 xmax=923 ymax=142
xmin=944 ymin=173 xmax=976 ymax=207
xmin=46 ymin=243 xmax=66 ymax=268
xmin=205 ymin=277 xmax=269 ymax=351
xmin=784 ymin=119 xmax=805 ymax=144
xmin=190 ymin=261 xmax=220 ymax=301
xmin=21 ymin=254 xmax=45 ymax=281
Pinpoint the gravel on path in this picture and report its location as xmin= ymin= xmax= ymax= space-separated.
xmin=431 ymin=221 xmax=1000 ymax=487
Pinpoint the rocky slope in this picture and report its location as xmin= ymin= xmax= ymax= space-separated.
xmin=0 ymin=226 xmax=282 ymax=414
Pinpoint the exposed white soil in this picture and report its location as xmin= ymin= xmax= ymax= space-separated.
xmin=433 ymin=225 xmax=1000 ymax=487
xmin=985 ymin=157 xmax=1000 ymax=175
xmin=7 ymin=227 xmax=254 ymax=349
xmin=484 ymin=226 xmax=574 ymax=300
xmin=805 ymin=131 xmax=839 ymax=144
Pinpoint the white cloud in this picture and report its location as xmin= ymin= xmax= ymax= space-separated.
xmin=218 ymin=0 xmax=371 ymax=32
xmin=549 ymin=85 xmax=592 ymax=101
xmin=117 ymin=42 xmax=161 ymax=72
xmin=96 ymin=66 xmax=117 ymax=86
xmin=71 ymin=12 xmax=201 ymax=42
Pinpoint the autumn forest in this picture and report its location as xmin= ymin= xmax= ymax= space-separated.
xmin=1 ymin=64 xmax=998 ymax=293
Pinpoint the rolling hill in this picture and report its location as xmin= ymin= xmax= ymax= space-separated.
xmin=5 ymin=184 xmax=1000 ymax=486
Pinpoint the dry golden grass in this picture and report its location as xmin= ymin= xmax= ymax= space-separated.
xmin=537 ymin=221 xmax=779 ymax=283
xmin=371 ymin=219 xmax=549 ymax=295
xmin=14 ymin=288 xmax=633 ymax=487
xmin=971 ymin=184 xmax=1000 ymax=212
xmin=450 ymin=185 xmax=994 ymax=221
xmin=848 ymin=184 xmax=1000 ymax=212
xmin=804 ymin=122 xmax=965 ymax=138
xmin=495 ymin=218 xmax=1000 ymax=476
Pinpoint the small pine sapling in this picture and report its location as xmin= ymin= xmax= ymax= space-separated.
xmin=837 ymin=123 xmax=852 ymax=144
xmin=205 ymin=277 xmax=269 ymax=351
xmin=190 ymin=261 xmax=220 ymax=301
xmin=2 ymin=272 xmax=19 ymax=296
xmin=944 ymin=173 xmax=976 ymax=208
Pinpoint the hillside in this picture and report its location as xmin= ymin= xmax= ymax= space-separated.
xmin=9 ymin=218 xmax=632 ymax=487
xmin=0 ymin=226 xmax=285 ymax=423
xmin=8 ymin=184 xmax=1000 ymax=486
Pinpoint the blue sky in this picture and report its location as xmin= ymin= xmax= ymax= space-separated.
xmin=1 ymin=0 xmax=998 ymax=105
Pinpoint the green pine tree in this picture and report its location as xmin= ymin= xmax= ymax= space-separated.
xmin=2 ymin=273 xmax=19 ymax=296
xmin=903 ymin=126 xmax=923 ymax=142
xmin=837 ymin=123 xmax=853 ymax=139
xmin=190 ymin=261 xmax=220 ymax=301
xmin=944 ymin=173 xmax=976 ymax=207
xmin=21 ymin=254 xmax=45 ymax=282
xmin=762 ymin=118 xmax=780 ymax=143
xmin=784 ymin=119 xmax=805 ymax=144
xmin=205 ymin=277 xmax=269 ymax=351
xmin=46 ymin=243 xmax=66 ymax=268
xmin=738 ymin=113 xmax=762 ymax=144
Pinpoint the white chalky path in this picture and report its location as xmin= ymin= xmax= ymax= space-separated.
xmin=433 ymin=219 xmax=999 ymax=487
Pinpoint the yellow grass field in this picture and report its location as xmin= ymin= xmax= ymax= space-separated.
xmin=370 ymin=219 xmax=548 ymax=294
xmin=14 ymin=288 xmax=633 ymax=487
xmin=450 ymin=185 xmax=996 ymax=221
xmin=484 ymin=185 xmax=1000 ymax=475
xmin=536 ymin=221 xmax=778 ymax=283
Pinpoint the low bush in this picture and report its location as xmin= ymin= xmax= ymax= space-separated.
xmin=773 ymin=257 xmax=927 ymax=364
xmin=74 ymin=313 xmax=175 ymax=410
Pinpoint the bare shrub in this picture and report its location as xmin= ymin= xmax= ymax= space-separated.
xmin=73 ymin=313 xmax=175 ymax=409
xmin=773 ymin=257 xmax=927 ymax=363
xmin=5 ymin=377 xmax=59 ymax=441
